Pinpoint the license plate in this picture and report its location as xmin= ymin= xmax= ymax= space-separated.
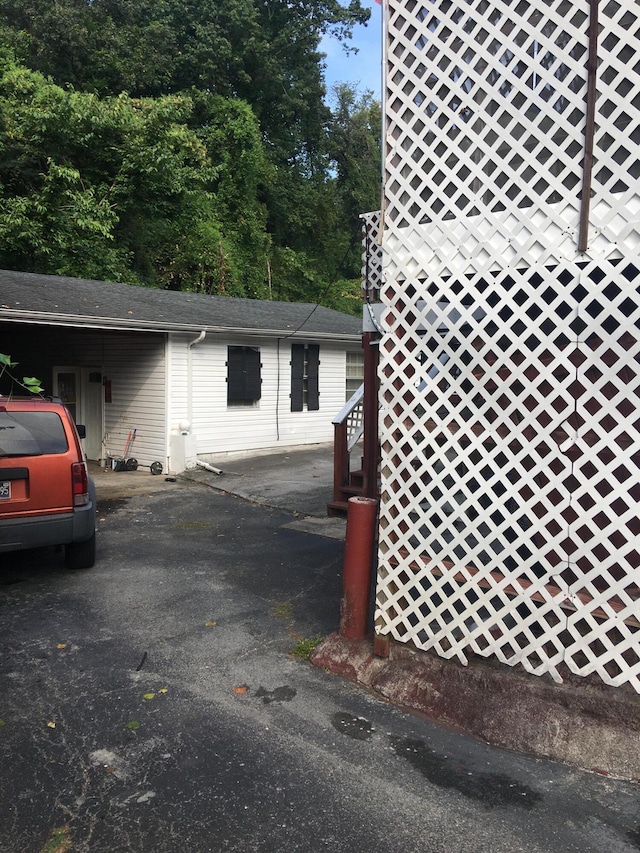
xmin=0 ymin=481 xmax=10 ymax=499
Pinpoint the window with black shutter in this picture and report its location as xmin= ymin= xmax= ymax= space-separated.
xmin=291 ymin=344 xmax=319 ymax=411
xmin=227 ymin=346 xmax=261 ymax=406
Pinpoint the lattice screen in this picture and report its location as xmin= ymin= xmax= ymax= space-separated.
xmin=375 ymin=0 xmax=640 ymax=690
xmin=361 ymin=210 xmax=384 ymax=301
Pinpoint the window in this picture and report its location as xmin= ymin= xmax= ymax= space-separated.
xmin=346 ymin=351 xmax=364 ymax=401
xmin=291 ymin=344 xmax=319 ymax=411
xmin=0 ymin=412 xmax=68 ymax=456
xmin=227 ymin=346 xmax=261 ymax=406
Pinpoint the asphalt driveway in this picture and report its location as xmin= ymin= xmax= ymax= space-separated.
xmin=0 ymin=474 xmax=639 ymax=853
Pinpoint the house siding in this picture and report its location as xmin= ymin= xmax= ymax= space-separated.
xmin=100 ymin=333 xmax=167 ymax=468
xmin=168 ymin=333 xmax=355 ymax=456
xmin=2 ymin=303 xmax=360 ymax=469
xmin=0 ymin=325 xmax=167 ymax=468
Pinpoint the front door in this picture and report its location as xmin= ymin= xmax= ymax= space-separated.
xmin=53 ymin=366 xmax=104 ymax=461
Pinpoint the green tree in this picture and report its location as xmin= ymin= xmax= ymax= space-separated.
xmin=0 ymin=1 xmax=381 ymax=309
xmin=0 ymin=60 xmax=271 ymax=293
xmin=0 ymin=63 xmax=135 ymax=279
xmin=328 ymin=85 xmax=382 ymax=216
xmin=327 ymin=84 xmax=382 ymax=272
xmin=290 ymin=83 xmax=381 ymax=314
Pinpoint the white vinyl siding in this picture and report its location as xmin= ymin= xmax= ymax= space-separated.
xmin=0 ymin=325 xmax=167 ymax=468
xmin=101 ymin=333 xmax=167 ymax=468
xmin=2 ymin=322 xmax=360 ymax=466
xmin=168 ymin=333 xmax=357 ymax=455
xmin=166 ymin=335 xmax=188 ymax=431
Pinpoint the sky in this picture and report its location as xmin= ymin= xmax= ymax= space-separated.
xmin=320 ymin=0 xmax=383 ymax=101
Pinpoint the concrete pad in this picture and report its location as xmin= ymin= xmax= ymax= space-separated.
xmin=90 ymin=463 xmax=190 ymax=501
xmin=181 ymin=442 xmax=337 ymax=518
xmin=282 ymin=516 xmax=346 ymax=540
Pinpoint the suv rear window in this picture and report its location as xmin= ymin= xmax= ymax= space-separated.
xmin=0 ymin=411 xmax=69 ymax=457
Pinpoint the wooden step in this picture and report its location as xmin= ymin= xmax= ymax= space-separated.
xmin=327 ymin=479 xmax=366 ymax=517
xmin=327 ymin=500 xmax=349 ymax=517
xmin=338 ymin=484 xmax=364 ymax=498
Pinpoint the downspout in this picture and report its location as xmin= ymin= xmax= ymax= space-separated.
xmin=275 ymin=338 xmax=281 ymax=441
xmin=187 ymin=331 xmax=206 ymax=429
xmin=577 ymin=0 xmax=600 ymax=252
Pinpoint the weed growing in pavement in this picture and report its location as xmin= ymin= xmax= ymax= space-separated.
xmin=290 ymin=636 xmax=324 ymax=660
xmin=42 ymin=826 xmax=72 ymax=853
xmin=270 ymin=601 xmax=293 ymax=620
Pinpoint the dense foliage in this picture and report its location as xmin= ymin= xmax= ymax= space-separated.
xmin=0 ymin=0 xmax=382 ymax=311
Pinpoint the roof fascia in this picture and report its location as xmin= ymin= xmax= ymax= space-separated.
xmin=0 ymin=311 xmax=361 ymax=343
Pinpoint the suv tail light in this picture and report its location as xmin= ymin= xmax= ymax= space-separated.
xmin=72 ymin=462 xmax=90 ymax=507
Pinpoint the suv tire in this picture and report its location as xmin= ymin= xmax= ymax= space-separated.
xmin=65 ymin=532 xmax=96 ymax=570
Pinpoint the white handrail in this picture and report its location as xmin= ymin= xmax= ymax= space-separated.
xmin=333 ymin=384 xmax=365 ymax=454
xmin=332 ymin=384 xmax=364 ymax=425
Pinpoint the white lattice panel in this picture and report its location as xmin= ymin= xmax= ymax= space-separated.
xmin=376 ymin=0 xmax=640 ymax=690
xmin=361 ymin=210 xmax=384 ymax=300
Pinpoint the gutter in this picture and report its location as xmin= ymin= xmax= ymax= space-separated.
xmin=0 ymin=310 xmax=360 ymax=343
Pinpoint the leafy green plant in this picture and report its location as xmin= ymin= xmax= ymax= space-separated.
xmin=0 ymin=353 xmax=43 ymax=395
xmin=290 ymin=636 xmax=324 ymax=660
xmin=270 ymin=601 xmax=293 ymax=621
xmin=42 ymin=825 xmax=72 ymax=853
xmin=0 ymin=1 xmax=381 ymax=309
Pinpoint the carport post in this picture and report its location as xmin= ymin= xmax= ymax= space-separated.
xmin=339 ymin=496 xmax=378 ymax=638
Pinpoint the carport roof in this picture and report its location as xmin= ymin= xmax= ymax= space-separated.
xmin=0 ymin=269 xmax=362 ymax=341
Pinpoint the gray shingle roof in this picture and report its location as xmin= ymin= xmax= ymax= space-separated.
xmin=0 ymin=269 xmax=362 ymax=340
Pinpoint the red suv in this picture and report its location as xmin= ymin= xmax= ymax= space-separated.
xmin=0 ymin=397 xmax=96 ymax=569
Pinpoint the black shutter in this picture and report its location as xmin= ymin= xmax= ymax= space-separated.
xmin=227 ymin=347 xmax=244 ymax=404
xmin=307 ymin=345 xmax=320 ymax=410
xmin=227 ymin=346 xmax=261 ymax=404
xmin=290 ymin=344 xmax=304 ymax=411
xmin=245 ymin=347 xmax=261 ymax=402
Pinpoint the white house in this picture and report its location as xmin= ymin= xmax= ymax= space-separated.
xmin=0 ymin=270 xmax=363 ymax=472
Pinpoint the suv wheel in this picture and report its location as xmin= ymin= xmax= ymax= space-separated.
xmin=65 ymin=532 xmax=96 ymax=570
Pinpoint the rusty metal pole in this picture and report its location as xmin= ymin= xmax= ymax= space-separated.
xmin=578 ymin=0 xmax=600 ymax=252
xmin=340 ymin=496 xmax=378 ymax=638
xmin=362 ymin=330 xmax=380 ymax=500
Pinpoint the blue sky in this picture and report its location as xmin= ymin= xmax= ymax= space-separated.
xmin=320 ymin=0 xmax=383 ymax=101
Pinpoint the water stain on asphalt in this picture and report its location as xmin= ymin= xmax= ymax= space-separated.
xmin=255 ymin=685 xmax=297 ymax=704
xmin=390 ymin=737 xmax=543 ymax=810
xmin=331 ymin=712 xmax=374 ymax=741
xmin=628 ymin=827 xmax=640 ymax=849
xmin=96 ymin=497 xmax=129 ymax=514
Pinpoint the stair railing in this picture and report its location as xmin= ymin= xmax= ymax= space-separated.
xmin=331 ymin=384 xmax=364 ymax=503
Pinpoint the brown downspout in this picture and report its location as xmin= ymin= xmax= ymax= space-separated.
xmin=362 ymin=330 xmax=379 ymax=499
xmin=578 ymin=0 xmax=600 ymax=252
